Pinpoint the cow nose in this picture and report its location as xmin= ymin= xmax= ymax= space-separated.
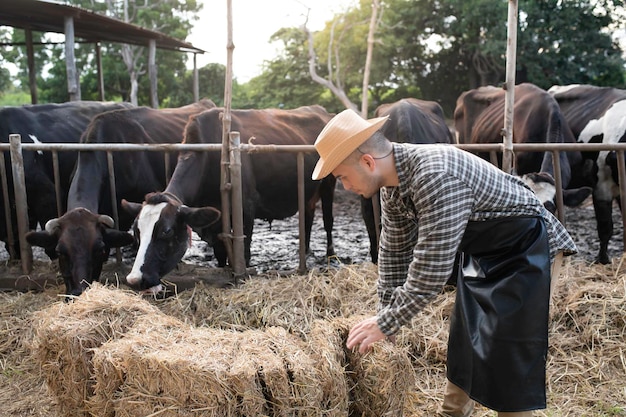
xmin=126 ymin=271 xmax=142 ymax=286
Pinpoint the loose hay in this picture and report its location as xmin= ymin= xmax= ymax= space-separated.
xmin=157 ymin=262 xmax=379 ymax=336
xmin=6 ymin=257 xmax=626 ymax=416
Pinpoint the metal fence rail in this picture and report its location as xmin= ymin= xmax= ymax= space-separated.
xmin=3 ymin=138 xmax=626 ymax=279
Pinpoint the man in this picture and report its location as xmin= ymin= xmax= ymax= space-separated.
xmin=312 ymin=109 xmax=576 ymax=417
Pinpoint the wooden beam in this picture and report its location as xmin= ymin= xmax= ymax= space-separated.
xmin=149 ymin=39 xmax=158 ymax=108
xmin=64 ymin=16 xmax=80 ymax=101
xmin=24 ymin=28 xmax=38 ymax=104
xmin=193 ymin=53 xmax=199 ymax=102
xmin=95 ymin=42 xmax=105 ymax=101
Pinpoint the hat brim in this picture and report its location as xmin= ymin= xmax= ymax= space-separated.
xmin=312 ymin=115 xmax=388 ymax=180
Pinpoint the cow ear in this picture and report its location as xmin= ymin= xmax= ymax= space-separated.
xmin=178 ymin=205 xmax=221 ymax=228
xmin=121 ymin=199 xmax=143 ymax=217
xmin=25 ymin=231 xmax=59 ymax=259
xmin=102 ymin=229 xmax=135 ymax=248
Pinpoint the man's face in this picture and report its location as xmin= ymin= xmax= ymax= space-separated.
xmin=332 ymin=156 xmax=380 ymax=199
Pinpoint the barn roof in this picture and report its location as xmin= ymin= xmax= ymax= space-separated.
xmin=0 ymin=0 xmax=205 ymax=54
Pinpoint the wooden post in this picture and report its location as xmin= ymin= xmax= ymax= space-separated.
xmin=64 ymin=16 xmax=80 ymax=101
xmin=229 ymin=132 xmax=246 ymax=281
xmin=0 ymin=155 xmax=16 ymax=260
xmin=95 ymin=42 xmax=105 ymax=101
xmin=149 ymin=39 xmax=158 ymax=108
xmin=25 ymin=29 xmax=38 ymax=104
xmin=193 ymin=53 xmax=199 ymax=102
xmin=617 ymin=150 xmax=626 ymax=256
xmin=502 ymin=0 xmax=518 ymax=174
xmin=9 ymin=135 xmax=32 ymax=274
xmin=52 ymin=151 xmax=63 ymax=217
xmin=220 ymin=0 xmax=235 ymax=272
xmin=298 ymin=152 xmax=307 ymax=273
xmin=107 ymin=151 xmax=122 ymax=263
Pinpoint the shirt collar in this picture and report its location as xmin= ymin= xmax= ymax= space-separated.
xmin=388 ymin=143 xmax=412 ymax=200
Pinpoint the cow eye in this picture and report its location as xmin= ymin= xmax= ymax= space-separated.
xmin=161 ymin=228 xmax=174 ymax=239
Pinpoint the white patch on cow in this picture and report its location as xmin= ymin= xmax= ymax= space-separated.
xmin=126 ymin=202 xmax=167 ymax=287
xmin=547 ymin=84 xmax=581 ymax=95
xmin=28 ymin=134 xmax=44 ymax=155
xmin=520 ymin=175 xmax=555 ymax=204
xmin=581 ymin=100 xmax=626 ymax=201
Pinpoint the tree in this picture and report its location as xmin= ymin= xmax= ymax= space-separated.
xmin=243 ymin=27 xmax=330 ymax=110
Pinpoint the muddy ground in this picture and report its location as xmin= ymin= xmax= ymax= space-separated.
xmin=0 ymin=184 xmax=623 ymax=292
xmin=180 ymin=185 xmax=624 ymax=274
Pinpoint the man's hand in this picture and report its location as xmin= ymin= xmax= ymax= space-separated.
xmin=346 ymin=316 xmax=387 ymax=354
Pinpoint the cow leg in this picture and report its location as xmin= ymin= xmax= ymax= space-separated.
xmin=592 ymin=196 xmax=613 ymax=264
xmin=211 ymin=238 xmax=229 ymax=268
xmin=360 ymin=196 xmax=379 ymax=264
xmin=319 ymin=176 xmax=336 ymax=257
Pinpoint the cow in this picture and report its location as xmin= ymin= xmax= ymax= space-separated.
xmin=0 ymin=101 xmax=133 ymax=259
xmin=25 ymin=99 xmax=216 ymax=296
xmin=454 ymin=82 xmax=591 ymax=214
xmin=549 ymin=84 xmax=626 ymax=264
xmin=361 ymin=98 xmax=454 ymax=263
xmin=120 ymin=105 xmax=337 ymax=294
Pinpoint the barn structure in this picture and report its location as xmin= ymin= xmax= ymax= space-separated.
xmin=0 ymin=0 xmax=206 ymax=106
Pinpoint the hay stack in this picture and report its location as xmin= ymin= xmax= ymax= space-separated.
xmin=31 ymin=284 xmax=167 ymax=417
xmin=308 ymin=316 xmax=415 ymax=417
xmin=91 ymin=324 xmax=331 ymax=417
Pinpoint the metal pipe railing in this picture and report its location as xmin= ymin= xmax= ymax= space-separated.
xmin=6 ymin=138 xmax=626 ymax=279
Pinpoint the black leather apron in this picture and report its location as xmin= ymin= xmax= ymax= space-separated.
xmin=446 ymin=216 xmax=550 ymax=412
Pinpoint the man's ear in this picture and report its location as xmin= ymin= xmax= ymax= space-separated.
xmin=361 ymin=153 xmax=377 ymax=171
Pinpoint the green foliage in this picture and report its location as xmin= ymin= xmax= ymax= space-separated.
xmin=517 ymin=0 xmax=626 ymax=89
xmin=0 ymin=88 xmax=31 ymax=106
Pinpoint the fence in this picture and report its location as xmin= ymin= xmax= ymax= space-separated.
xmin=3 ymin=136 xmax=626 ymax=281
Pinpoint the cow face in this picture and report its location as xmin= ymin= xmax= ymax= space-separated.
xmin=122 ymin=193 xmax=220 ymax=295
xmin=521 ymin=172 xmax=591 ymax=214
xmin=25 ymin=208 xmax=135 ymax=297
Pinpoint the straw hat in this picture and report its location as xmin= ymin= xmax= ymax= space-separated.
xmin=312 ymin=109 xmax=389 ymax=180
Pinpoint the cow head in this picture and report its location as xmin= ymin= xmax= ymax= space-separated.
xmin=521 ymin=172 xmax=592 ymax=213
xmin=25 ymin=208 xmax=135 ymax=297
xmin=122 ymin=192 xmax=221 ymax=295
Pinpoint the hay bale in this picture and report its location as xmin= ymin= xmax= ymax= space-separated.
xmin=31 ymin=283 xmax=167 ymax=417
xmin=308 ymin=316 xmax=415 ymax=417
xmin=91 ymin=324 xmax=332 ymax=416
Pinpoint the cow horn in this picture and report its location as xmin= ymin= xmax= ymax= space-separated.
xmin=98 ymin=215 xmax=115 ymax=228
xmin=44 ymin=218 xmax=60 ymax=234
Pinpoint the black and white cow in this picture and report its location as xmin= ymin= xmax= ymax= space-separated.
xmin=25 ymin=100 xmax=215 ymax=296
xmin=0 ymin=101 xmax=132 ymax=259
xmin=550 ymin=84 xmax=626 ymax=263
xmin=361 ymin=98 xmax=454 ymax=263
xmin=121 ymin=105 xmax=337 ymax=294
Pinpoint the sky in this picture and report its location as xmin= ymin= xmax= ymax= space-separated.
xmin=186 ymin=0 xmax=357 ymax=82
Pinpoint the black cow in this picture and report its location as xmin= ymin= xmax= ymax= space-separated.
xmin=361 ymin=98 xmax=454 ymax=263
xmin=454 ymin=83 xmax=591 ymax=213
xmin=549 ymin=84 xmax=626 ymax=264
xmin=0 ymin=101 xmax=132 ymax=259
xmin=121 ymin=105 xmax=337 ymax=293
xmin=25 ymin=100 xmax=215 ymax=296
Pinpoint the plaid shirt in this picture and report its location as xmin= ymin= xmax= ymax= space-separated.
xmin=376 ymin=143 xmax=577 ymax=335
